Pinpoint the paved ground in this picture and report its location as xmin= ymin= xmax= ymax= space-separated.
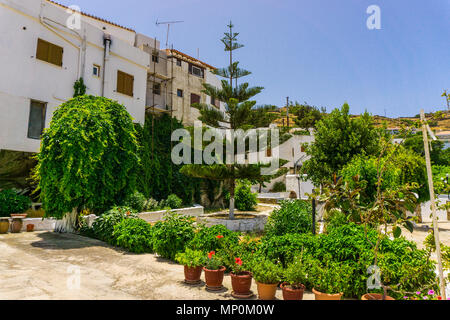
xmin=0 ymin=222 xmax=448 ymax=300
xmin=0 ymin=231 xmax=315 ymax=300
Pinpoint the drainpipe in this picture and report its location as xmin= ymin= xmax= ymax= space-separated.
xmin=101 ymin=34 xmax=112 ymax=97
xmin=39 ymin=0 xmax=86 ymax=79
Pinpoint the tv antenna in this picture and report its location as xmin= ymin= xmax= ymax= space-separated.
xmin=156 ymin=19 xmax=184 ymax=49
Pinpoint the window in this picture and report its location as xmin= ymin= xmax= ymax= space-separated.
xmin=189 ymin=64 xmax=204 ymax=78
xmin=152 ymin=54 xmax=159 ymax=63
xmin=153 ymin=83 xmax=161 ymax=95
xmin=27 ymin=100 xmax=46 ymax=139
xmin=176 ymin=59 xmax=182 ymax=67
xmin=177 ymin=89 xmax=183 ymax=98
xmin=117 ymin=70 xmax=134 ymax=96
xmin=93 ymin=64 xmax=101 ymax=77
xmin=191 ymin=93 xmax=200 ymax=106
xmin=36 ymin=38 xmax=63 ymax=66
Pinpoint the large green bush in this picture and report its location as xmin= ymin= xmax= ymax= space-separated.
xmin=91 ymin=206 xmax=137 ymax=244
xmin=112 ymin=218 xmax=154 ymax=253
xmin=226 ymin=180 xmax=257 ymax=211
xmin=264 ymin=200 xmax=312 ymax=237
xmin=0 ymin=189 xmax=31 ymax=217
xmin=35 ymin=95 xmax=140 ymax=219
xmin=123 ymin=191 xmax=147 ymax=213
xmin=189 ymin=224 xmax=240 ymax=253
xmin=152 ymin=213 xmax=196 ymax=260
xmin=160 ymin=194 xmax=183 ymax=210
xmin=259 ymin=223 xmax=437 ymax=298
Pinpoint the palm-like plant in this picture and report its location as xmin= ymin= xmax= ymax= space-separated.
xmin=180 ymin=22 xmax=284 ymax=219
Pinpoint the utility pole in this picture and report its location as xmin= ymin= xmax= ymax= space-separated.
xmin=286 ymin=97 xmax=290 ymax=129
xmin=156 ymin=19 xmax=184 ymax=49
xmin=421 ymin=109 xmax=447 ymax=300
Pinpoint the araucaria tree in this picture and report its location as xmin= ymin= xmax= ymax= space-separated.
xmin=181 ymin=22 xmax=280 ymax=219
xmin=35 ymin=96 xmax=140 ymax=232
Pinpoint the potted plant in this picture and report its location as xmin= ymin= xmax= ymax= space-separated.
xmin=0 ymin=217 xmax=9 ymax=234
xmin=309 ymin=258 xmax=347 ymax=300
xmin=281 ymin=255 xmax=306 ymax=300
xmin=203 ymin=251 xmax=226 ymax=291
xmin=0 ymin=189 xmax=31 ymax=234
xmin=251 ymin=257 xmax=282 ymax=300
xmin=26 ymin=224 xmax=35 ymax=233
xmin=175 ymin=248 xmax=206 ymax=284
xmin=229 ymin=257 xmax=253 ymax=299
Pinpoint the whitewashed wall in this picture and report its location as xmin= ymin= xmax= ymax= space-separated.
xmin=0 ymin=0 xmax=149 ymax=153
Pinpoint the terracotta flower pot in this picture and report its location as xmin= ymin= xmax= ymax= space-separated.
xmin=312 ymin=288 xmax=343 ymax=301
xmin=203 ymin=266 xmax=226 ymax=291
xmin=256 ymin=281 xmax=278 ymax=300
xmin=0 ymin=218 xmax=10 ymax=234
xmin=281 ymin=282 xmax=305 ymax=300
xmin=184 ymin=266 xmax=203 ymax=284
xmin=11 ymin=218 xmax=23 ymax=234
xmin=231 ymin=272 xmax=253 ymax=298
xmin=26 ymin=224 xmax=35 ymax=233
xmin=361 ymin=293 xmax=395 ymax=300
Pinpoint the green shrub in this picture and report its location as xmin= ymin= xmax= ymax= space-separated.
xmin=189 ymin=224 xmax=239 ymax=253
xmin=250 ymin=256 xmax=282 ymax=284
xmin=270 ymin=181 xmax=286 ymax=192
xmin=152 ymin=213 xmax=196 ymax=260
xmin=0 ymin=189 xmax=32 ymax=217
xmin=123 ymin=191 xmax=147 ymax=213
xmin=175 ymin=248 xmax=206 ymax=267
xmin=264 ymin=200 xmax=312 ymax=237
xmin=144 ymin=198 xmax=160 ymax=211
xmin=323 ymin=209 xmax=348 ymax=233
xmin=259 ymin=223 xmax=436 ymax=298
xmin=306 ymin=256 xmax=355 ymax=295
xmin=112 ymin=218 xmax=154 ymax=253
xmin=259 ymin=233 xmax=317 ymax=267
xmin=234 ymin=180 xmax=257 ymax=211
xmin=160 ymin=194 xmax=183 ymax=209
xmin=91 ymin=206 xmax=137 ymax=244
xmin=283 ymin=255 xmax=307 ymax=288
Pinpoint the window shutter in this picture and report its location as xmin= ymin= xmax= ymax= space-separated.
xmin=117 ymin=71 xmax=124 ymax=94
xmin=36 ymin=39 xmax=49 ymax=62
xmin=36 ymin=39 xmax=63 ymax=66
xmin=117 ymin=71 xmax=134 ymax=96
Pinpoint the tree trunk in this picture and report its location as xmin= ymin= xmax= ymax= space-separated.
xmin=229 ymin=180 xmax=235 ymax=220
xmin=54 ymin=208 xmax=78 ymax=233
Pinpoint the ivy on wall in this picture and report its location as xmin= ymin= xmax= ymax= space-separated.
xmin=136 ymin=114 xmax=200 ymax=205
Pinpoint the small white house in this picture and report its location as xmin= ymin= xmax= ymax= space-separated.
xmin=0 ymin=0 xmax=150 ymax=153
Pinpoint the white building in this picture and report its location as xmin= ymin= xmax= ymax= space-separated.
xmin=0 ymin=0 xmax=149 ymax=153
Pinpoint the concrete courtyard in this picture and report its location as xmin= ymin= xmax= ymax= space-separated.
xmin=0 ymin=223 xmax=448 ymax=300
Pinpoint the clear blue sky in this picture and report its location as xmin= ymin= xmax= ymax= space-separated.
xmin=58 ymin=0 xmax=450 ymax=117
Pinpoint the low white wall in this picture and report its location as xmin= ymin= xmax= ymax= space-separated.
xmin=138 ymin=205 xmax=204 ymax=223
xmin=5 ymin=217 xmax=58 ymax=232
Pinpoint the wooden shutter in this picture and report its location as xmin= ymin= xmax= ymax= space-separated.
xmin=117 ymin=71 xmax=134 ymax=96
xmin=36 ymin=39 xmax=63 ymax=66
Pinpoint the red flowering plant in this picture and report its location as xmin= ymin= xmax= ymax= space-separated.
xmin=217 ymin=237 xmax=251 ymax=275
xmin=204 ymin=251 xmax=223 ymax=271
